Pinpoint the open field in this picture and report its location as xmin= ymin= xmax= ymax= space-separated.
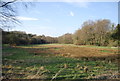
xmin=2 ymin=44 xmax=119 ymax=80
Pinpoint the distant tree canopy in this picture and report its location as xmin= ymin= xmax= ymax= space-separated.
xmin=110 ymin=24 xmax=120 ymax=46
xmin=111 ymin=24 xmax=120 ymax=40
xmin=2 ymin=31 xmax=58 ymax=45
xmin=58 ymin=33 xmax=73 ymax=44
xmin=2 ymin=19 xmax=119 ymax=47
xmin=73 ymin=19 xmax=118 ymax=46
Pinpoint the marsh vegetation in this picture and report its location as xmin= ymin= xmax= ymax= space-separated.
xmin=2 ymin=44 xmax=119 ymax=80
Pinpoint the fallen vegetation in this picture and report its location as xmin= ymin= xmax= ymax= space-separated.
xmin=2 ymin=44 xmax=119 ymax=80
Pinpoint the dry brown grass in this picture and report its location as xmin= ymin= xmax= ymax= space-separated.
xmin=53 ymin=45 xmax=118 ymax=58
xmin=3 ymin=44 xmax=119 ymax=79
xmin=19 ymin=44 xmax=118 ymax=62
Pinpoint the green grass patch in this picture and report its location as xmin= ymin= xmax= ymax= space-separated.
xmin=100 ymin=50 xmax=113 ymax=53
xmin=2 ymin=44 xmax=118 ymax=79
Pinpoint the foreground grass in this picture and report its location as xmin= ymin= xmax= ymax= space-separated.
xmin=2 ymin=44 xmax=119 ymax=80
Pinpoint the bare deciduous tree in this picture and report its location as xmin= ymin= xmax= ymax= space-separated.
xmin=0 ymin=0 xmax=18 ymax=31
xmin=0 ymin=0 xmax=30 ymax=31
xmin=73 ymin=19 xmax=112 ymax=46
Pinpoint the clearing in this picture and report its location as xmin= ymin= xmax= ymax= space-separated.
xmin=2 ymin=44 xmax=119 ymax=80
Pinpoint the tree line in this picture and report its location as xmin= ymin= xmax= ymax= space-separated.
xmin=1 ymin=1 xmax=119 ymax=47
xmin=2 ymin=31 xmax=58 ymax=46
xmin=2 ymin=19 xmax=120 ymax=47
xmin=58 ymin=19 xmax=119 ymax=47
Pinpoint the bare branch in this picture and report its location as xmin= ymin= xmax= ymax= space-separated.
xmin=0 ymin=0 xmax=17 ymax=7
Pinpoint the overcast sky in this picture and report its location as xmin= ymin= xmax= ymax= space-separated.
xmin=12 ymin=2 xmax=118 ymax=37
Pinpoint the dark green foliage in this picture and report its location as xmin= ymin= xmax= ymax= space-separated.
xmin=111 ymin=24 xmax=120 ymax=46
xmin=2 ymin=31 xmax=58 ymax=45
xmin=111 ymin=24 xmax=120 ymax=40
